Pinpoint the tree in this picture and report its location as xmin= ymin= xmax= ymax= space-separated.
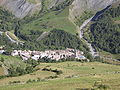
xmin=0 ymin=57 xmax=4 ymax=62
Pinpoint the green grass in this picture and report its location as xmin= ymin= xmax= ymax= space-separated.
xmin=0 ymin=55 xmax=27 ymax=70
xmin=26 ymin=0 xmax=39 ymax=4
xmin=0 ymin=77 xmax=101 ymax=90
xmin=0 ymin=67 xmax=4 ymax=76
xmin=21 ymin=7 xmax=77 ymax=35
xmin=0 ymin=61 xmax=120 ymax=90
xmin=99 ymin=50 xmax=120 ymax=60
xmin=1 ymin=76 xmax=120 ymax=90
xmin=7 ymin=31 xmax=19 ymax=41
xmin=113 ymin=16 xmax=120 ymax=21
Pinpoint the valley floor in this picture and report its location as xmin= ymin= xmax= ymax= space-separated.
xmin=0 ymin=61 xmax=120 ymax=90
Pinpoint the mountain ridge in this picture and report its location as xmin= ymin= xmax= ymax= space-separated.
xmin=0 ymin=0 xmax=119 ymax=19
xmin=69 ymin=0 xmax=120 ymax=20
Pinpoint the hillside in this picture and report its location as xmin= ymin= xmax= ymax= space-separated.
xmin=0 ymin=0 xmax=119 ymax=57
xmin=0 ymin=61 xmax=120 ymax=90
xmin=0 ymin=0 xmax=42 ymax=18
xmin=0 ymin=0 xmax=119 ymax=19
xmin=19 ymin=7 xmax=77 ymax=35
xmin=0 ymin=0 xmax=120 ymax=90
xmin=0 ymin=0 xmax=68 ymax=18
xmin=69 ymin=0 xmax=119 ymax=21
xmin=89 ymin=4 xmax=120 ymax=54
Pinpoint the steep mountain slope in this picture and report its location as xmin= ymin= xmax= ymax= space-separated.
xmin=0 ymin=0 xmax=67 ymax=18
xmin=44 ymin=0 xmax=66 ymax=9
xmin=0 ymin=0 xmax=42 ymax=18
xmin=69 ymin=0 xmax=119 ymax=20
xmin=90 ymin=4 xmax=120 ymax=54
xmin=1 ymin=0 xmax=119 ymax=19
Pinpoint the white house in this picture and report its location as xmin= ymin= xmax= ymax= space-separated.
xmin=0 ymin=50 xmax=5 ymax=54
xmin=40 ymin=52 xmax=48 ymax=58
xmin=31 ymin=55 xmax=40 ymax=61
xmin=21 ymin=55 xmax=30 ymax=61
xmin=11 ymin=50 xmax=19 ymax=56
xmin=76 ymin=56 xmax=86 ymax=60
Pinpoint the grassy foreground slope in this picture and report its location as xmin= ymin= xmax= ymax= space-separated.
xmin=0 ymin=62 xmax=120 ymax=90
xmin=0 ymin=67 xmax=4 ymax=76
xmin=0 ymin=55 xmax=26 ymax=69
xmin=20 ymin=7 xmax=77 ymax=35
xmin=99 ymin=50 xmax=120 ymax=60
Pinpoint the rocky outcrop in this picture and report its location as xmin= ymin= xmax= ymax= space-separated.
xmin=69 ymin=0 xmax=119 ymax=20
xmin=0 ymin=0 xmax=119 ymax=19
xmin=0 ymin=0 xmax=67 ymax=18
xmin=0 ymin=0 xmax=42 ymax=18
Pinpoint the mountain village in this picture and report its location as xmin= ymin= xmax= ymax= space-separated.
xmin=0 ymin=46 xmax=87 ymax=61
xmin=11 ymin=48 xmax=87 ymax=61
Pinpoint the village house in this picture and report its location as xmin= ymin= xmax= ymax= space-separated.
xmin=0 ymin=50 xmax=5 ymax=54
xmin=31 ymin=51 xmax=41 ymax=60
xmin=11 ymin=50 xmax=19 ymax=56
xmin=19 ymin=50 xmax=31 ymax=61
xmin=31 ymin=55 xmax=40 ymax=61
xmin=40 ymin=51 xmax=49 ymax=59
xmin=75 ymin=50 xmax=86 ymax=59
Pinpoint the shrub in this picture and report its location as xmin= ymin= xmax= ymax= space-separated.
xmin=9 ymin=81 xmax=21 ymax=84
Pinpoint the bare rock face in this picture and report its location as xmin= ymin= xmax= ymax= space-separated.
xmin=0 ymin=0 xmax=66 ymax=18
xmin=0 ymin=0 xmax=118 ymax=19
xmin=0 ymin=0 xmax=42 ymax=18
xmin=69 ymin=0 xmax=119 ymax=20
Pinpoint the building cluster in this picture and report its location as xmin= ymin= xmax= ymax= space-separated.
xmin=11 ymin=48 xmax=86 ymax=61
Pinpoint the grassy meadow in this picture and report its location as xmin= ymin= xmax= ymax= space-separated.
xmin=0 ymin=55 xmax=27 ymax=69
xmin=0 ymin=61 xmax=120 ymax=90
xmin=99 ymin=50 xmax=120 ymax=60
xmin=20 ymin=7 xmax=77 ymax=35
